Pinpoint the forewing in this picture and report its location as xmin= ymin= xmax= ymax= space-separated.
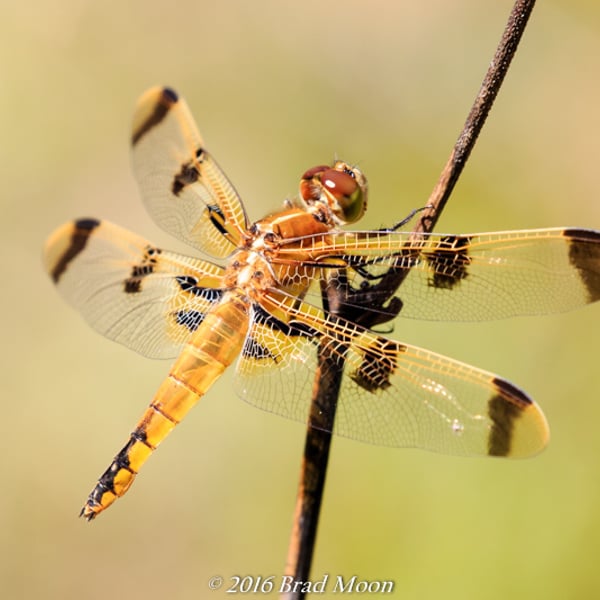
xmin=234 ymin=292 xmax=549 ymax=457
xmin=44 ymin=218 xmax=225 ymax=358
xmin=131 ymin=87 xmax=249 ymax=257
xmin=277 ymin=227 xmax=600 ymax=322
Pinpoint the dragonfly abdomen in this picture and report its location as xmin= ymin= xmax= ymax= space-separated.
xmin=80 ymin=293 xmax=249 ymax=520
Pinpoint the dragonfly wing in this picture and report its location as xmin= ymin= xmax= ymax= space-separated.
xmin=234 ymin=293 xmax=549 ymax=457
xmin=335 ymin=330 xmax=549 ymax=457
xmin=281 ymin=227 xmax=600 ymax=322
xmin=131 ymin=87 xmax=249 ymax=257
xmin=44 ymin=218 xmax=225 ymax=359
xmin=235 ymin=304 xmax=319 ymax=425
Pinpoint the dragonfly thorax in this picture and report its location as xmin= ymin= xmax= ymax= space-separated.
xmin=230 ymin=206 xmax=334 ymax=301
xmin=223 ymin=249 xmax=275 ymax=299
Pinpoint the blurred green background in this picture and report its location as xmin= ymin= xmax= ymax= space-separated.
xmin=3 ymin=1 xmax=600 ymax=598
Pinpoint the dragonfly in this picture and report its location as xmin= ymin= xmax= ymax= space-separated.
xmin=44 ymin=87 xmax=600 ymax=521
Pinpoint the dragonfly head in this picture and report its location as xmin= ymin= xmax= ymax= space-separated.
xmin=300 ymin=160 xmax=368 ymax=225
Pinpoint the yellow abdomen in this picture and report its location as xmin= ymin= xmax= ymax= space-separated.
xmin=80 ymin=292 xmax=249 ymax=520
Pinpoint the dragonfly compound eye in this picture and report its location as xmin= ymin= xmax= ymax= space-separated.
xmin=322 ymin=164 xmax=367 ymax=224
xmin=300 ymin=162 xmax=367 ymax=224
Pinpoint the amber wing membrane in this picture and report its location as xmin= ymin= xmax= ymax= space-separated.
xmin=131 ymin=87 xmax=249 ymax=258
xmin=43 ymin=218 xmax=226 ymax=359
xmin=235 ymin=291 xmax=549 ymax=458
xmin=276 ymin=227 xmax=600 ymax=322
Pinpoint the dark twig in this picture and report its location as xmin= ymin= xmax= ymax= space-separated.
xmin=281 ymin=1 xmax=537 ymax=597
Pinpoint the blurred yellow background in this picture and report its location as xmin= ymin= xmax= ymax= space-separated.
xmin=2 ymin=1 xmax=600 ymax=598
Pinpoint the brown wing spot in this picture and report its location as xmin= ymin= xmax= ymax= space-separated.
xmin=51 ymin=218 xmax=100 ymax=283
xmin=131 ymin=87 xmax=178 ymax=146
xmin=124 ymin=245 xmax=162 ymax=294
xmin=172 ymin=149 xmax=205 ymax=196
xmin=488 ymin=378 xmax=532 ymax=456
xmin=175 ymin=275 xmax=223 ymax=302
xmin=565 ymin=228 xmax=600 ymax=302
xmin=175 ymin=310 xmax=206 ymax=332
xmin=242 ymin=336 xmax=277 ymax=361
xmin=172 ymin=162 xmax=199 ymax=196
xmin=242 ymin=305 xmax=316 ymax=362
xmin=425 ymin=235 xmax=471 ymax=289
xmin=207 ymin=204 xmax=229 ymax=236
xmin=253 ymin=304 xmax=315 ymax=338
xmin=351 ymin=339 xmax=404 ymax=393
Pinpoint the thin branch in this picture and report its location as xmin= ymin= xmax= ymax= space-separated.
xmin=417 ymin=0 xmax=537 ymax=235
xmin=281 ymin=1 xmax=537 ymax=597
